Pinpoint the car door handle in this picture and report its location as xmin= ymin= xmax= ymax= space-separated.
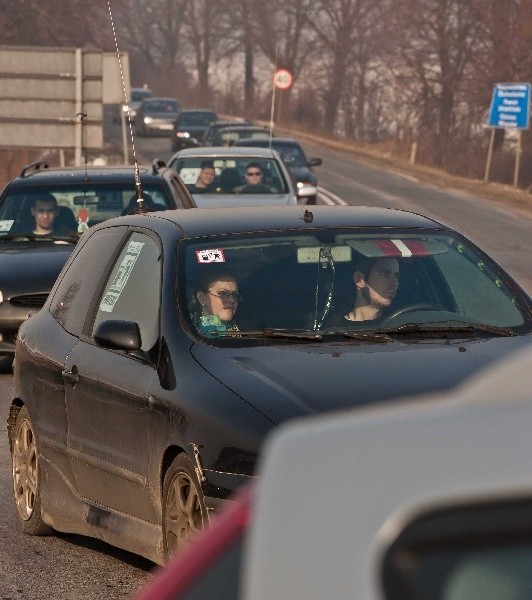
xmin=62 ymin=368 xmax=80 ymax=385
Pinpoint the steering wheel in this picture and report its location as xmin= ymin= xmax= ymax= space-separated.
xmin=381 ymin=303 xmax=443 ymax=324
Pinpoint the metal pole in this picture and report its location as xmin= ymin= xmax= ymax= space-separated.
xmin=269 ymin=83 xmax=276 ymax=146
xmin=74 ymin=48 xmax=83 ymax=166
xmin=513 ymin=129 xmax=522 ymax=187
xmin=121 ymin=110 xmax=129 ymax=164
xmin=483 ymin=128 xmax=496 ymax=183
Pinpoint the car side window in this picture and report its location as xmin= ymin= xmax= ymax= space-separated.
xmin=92 ymin=231 xmax=161 ymax=351
xmin=50 ymin=226 xmax=128 ymax=336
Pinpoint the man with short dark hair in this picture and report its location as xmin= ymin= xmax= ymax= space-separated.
xmin=234 ymin=162 xmax=276 ymax=194
xmin=190 ymin=160 xmax=216 ymax=193
xmin=328 ymin=256 xmax=400 ymax=326
xmin=31 ymin=193 xmax=59 ymax=236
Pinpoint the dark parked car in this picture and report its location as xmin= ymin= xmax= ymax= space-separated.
xmin=136 ymin=97 xmax=181 ymax=136
xmin=171 ymin=109 xmax=218 ymax=152
xmin=212 ymin=125 xmax=270 ymax=146
xmin=234 ymin=137 xmax=322 ymax=205
xmin=8 ymin=205 xmax=532 ymax=566
xmin=0 ymin=160 xmax=193 ymax=356
xmin=202 ymin=119 xmax=250 ymax=146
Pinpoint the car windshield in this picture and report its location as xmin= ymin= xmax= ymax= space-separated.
xmin=144 ymin=99 xmax=179 ymax=113
xmin=171 ymin=157 xmax=288 ymax=194
xmin=179 ymin=112 xmax=217 ymax=126
xmin=275 ymin=145 xmax=307 ymax=167
xmin=214 ymin=129 xmax=270 ymax=145
xmin=131 ymin=89 xmax=152 ymax=102
xmin=180 ymin=230 xmax=531 ymax=341
xmin=0 ymin=184 xmax=171 ymax=238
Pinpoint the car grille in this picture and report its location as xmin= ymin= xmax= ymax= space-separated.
xmin=10 ymin=293 xmax=49 ymax=307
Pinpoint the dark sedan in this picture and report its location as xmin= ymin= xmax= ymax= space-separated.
xmin=234 ymin=137 xmax=322 ymax=204
xmin=8 ymin=206 xmax=532 ymax=565
xmin=170 ymin=109 xmax=218 ymax=152
xmin=136 ymin=97 xmax=181 ymax=136
xmin=0 ymin=160 xmax=193 ymax=355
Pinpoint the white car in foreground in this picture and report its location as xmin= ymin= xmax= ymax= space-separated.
xmin=133 ymin=345 xmax=532 ymax=600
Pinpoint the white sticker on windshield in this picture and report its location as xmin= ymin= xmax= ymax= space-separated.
xmin=196 ymin=248 xmax=225 ymax=263
xmin=0 ymin=220 xmax=14 ymax=232
xmin=99 ymin=240 xmax=145 ymax=313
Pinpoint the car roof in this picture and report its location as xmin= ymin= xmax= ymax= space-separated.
xmin=171 ymin=146 xmax=278 ymax=159
xmin=126 ymin=204 xmax=445 ymax=238
xmin=245 ymin=345 xmax=532 ymax=600
xmin=235 ymin=137 xmax=301 ymax=147
xmin=216 ymin=125 xmax=268 ymax=132
xmin=5 ymin=164 xmax=171 ymax=188
xmin=178 ymin=108 xmax=217 ymax=114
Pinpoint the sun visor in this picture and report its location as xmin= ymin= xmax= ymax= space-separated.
xmin=347 ymin=238 xmax=449 ymax=258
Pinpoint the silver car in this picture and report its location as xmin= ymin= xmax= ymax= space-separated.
xmin=168 ymin=146 xmax=317 ymax=207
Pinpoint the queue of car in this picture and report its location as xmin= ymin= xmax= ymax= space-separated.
xmin=2 ymin=99 xmax=531 ymax=594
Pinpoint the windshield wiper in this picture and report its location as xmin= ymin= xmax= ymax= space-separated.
xmin=213 ymin=327 xmax=324 ymax=341
xmin=373 ymin=322 xmax=516 ymax=338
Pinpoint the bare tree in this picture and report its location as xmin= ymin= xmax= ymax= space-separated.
xmin=113 ymin=0 xmax=190 ymax=96
xmin=386 ymin=0 xmax=487 ymax=167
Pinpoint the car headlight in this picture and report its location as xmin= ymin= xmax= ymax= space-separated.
xmin=144 ymin=116 xmax=153 ymax=124
xmin=176 ymin=131 xmax=191 ymax=138
xmin=0 ymin=290 xmax=3 ymax=303
xmin=122 ymin=104 xmax=129 ymax=113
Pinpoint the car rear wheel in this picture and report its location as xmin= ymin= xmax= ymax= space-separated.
xmin=162 ymin=453 xmax=207 ymax=559
xmin=11 ymin=406 xmax=52 ymax=535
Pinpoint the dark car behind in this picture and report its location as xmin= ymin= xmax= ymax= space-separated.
xmin=171 ymin=109 xmax=218 ymax=152
xmin=0 ymin=160 xmax=193 ymax=356
xmin=234 ymin=137 xmax=322 ymax=204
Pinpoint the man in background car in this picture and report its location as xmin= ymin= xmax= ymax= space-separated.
xmin=31 ymin=193 xmax=59 ymax=236
xmin=190 ymin=160 xmax=216 ymax=194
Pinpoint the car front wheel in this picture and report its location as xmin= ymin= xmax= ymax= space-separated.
xmin=11 ymin=406 xmax=52 ymax=535
xmin=162 ymin=453 xmax=207 ymax=559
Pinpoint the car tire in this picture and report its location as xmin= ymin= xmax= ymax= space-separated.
xmin=11 ymin=406 xmax=52 ymax=536
xmin=306 ymin=195 xmax=317 ymax=205
xmin=162 ymin=453 xmax=207 ymax=559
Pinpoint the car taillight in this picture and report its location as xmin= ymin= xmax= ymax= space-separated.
xmin=132 ymin=484 xmax=254 ymax=600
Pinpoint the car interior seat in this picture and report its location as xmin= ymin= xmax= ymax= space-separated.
xmin=54 ymin=206 xmax=78 ymax=234
xmin=219 ymin=168 xmax=241 ymax=193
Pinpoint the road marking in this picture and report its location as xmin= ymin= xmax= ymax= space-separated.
xmin=318 ymin=187 xmax=348 ymax=205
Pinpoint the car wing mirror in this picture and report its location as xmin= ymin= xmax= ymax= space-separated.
xmin=308 ymin=158 xmax=322 ymax=167
xmin=94 ymin=319 xmax=142 ymax=352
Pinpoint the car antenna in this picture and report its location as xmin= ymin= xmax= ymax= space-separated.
xmin=107 ymin=0 xmax=147 ymax=214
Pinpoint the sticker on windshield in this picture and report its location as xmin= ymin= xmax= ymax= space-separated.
xmin=99 ymin=240 xmax=145 ymax=313
xmin=196 ymin=248 xmax=225 ymax=263
xmin=0 ymin=219 xmax=14 ymax=232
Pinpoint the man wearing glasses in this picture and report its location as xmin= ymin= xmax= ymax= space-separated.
xmin=235 ymin=162 xmax=276 ymax=194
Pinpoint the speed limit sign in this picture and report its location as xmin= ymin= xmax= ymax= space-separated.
xmin=273 ymin=69 xmax=293 ymax=90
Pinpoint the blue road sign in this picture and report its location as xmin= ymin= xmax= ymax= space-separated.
xmin=487 ymin=82 xmax=531 ymax=129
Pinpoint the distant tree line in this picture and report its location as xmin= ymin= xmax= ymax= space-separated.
xmin=1 ymin=0 xmax=531 ymax=186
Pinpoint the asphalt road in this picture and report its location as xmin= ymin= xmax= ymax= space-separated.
xmin=0 ymin=126 xmax=530 ymax=598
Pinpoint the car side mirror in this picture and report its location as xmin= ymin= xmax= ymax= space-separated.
xmin=94 ymin=319 xmax=142 ymax=352
xmin=308 ymin=158 xmax=322 ymax=167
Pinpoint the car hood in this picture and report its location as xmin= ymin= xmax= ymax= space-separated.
xmin=192 ymin=193 xmax=297 ymax=207
xmin=191 ymin=335 xmax=532 ymax=424
xmin=288 ymin=165 xmax=317 ymax=185
xmin=0 ymin=241 xmax=73 ymax=296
